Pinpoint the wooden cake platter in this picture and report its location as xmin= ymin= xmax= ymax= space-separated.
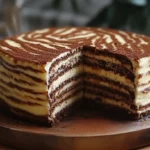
xmin=0 ymin=108 xmax=150 ymax=150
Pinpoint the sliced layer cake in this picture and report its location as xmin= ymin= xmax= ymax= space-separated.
xmin=0 ymin=27 xmax=150 ymax=124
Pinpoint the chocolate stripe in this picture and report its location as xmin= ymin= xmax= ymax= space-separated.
xmin=50 ymin=88 xmax=82 ymax=114
xmin=0 ymin=91 xmax=41 ymax=106
xmin=138 ymin=71 xmax=150 ymax=78
xmin=51 ymin=84 xmax=83 ymax=105
xmin=0 ymin=71 xmax=35 ymax=86
xmin=0 ymin=99 xmax=48 ymax=124
xmin=83 ymin=46 xmax=133 ymax=69
xmin=0 ymin=84 xmax=47 ymax=102
xmin=141 ymin=87 xmax=150 ymax=93
xmin=48 ymin=60 xmax=82 ymax=85
xmin=0 ymin=55 xmax=44 ymax=73
xmin=85 ymin=73 xmax=134 ymax=97
xmin=84 ymin=56 xmax=135 ymax=82
xmin=85 ymin=81 xmax=132 ymax=101
xmin=85 ymin=86 xmax=133 ymax=105
xmin=0 ymin=78 xmax=46 ymax=95
xmin=0 ymin=57 xmax=45 ymax=83
xmin=49 ymin=48 xmax=81 ymax=74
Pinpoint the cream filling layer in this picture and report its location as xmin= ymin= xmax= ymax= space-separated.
xmin=138 ymin=75 xmax=150 ymax=85
xmin=135 ymin=91 xmax=150 ymax=107
xmin=134 ymin=57 xmax=150 ymax=108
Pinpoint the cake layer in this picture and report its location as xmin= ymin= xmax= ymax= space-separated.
xmin=84 ymin=56 xmax=135 ymax=82
xmin=84 ymin=93 xmax=136 ymax=114
xmin=84 ymin=85 xmax=132 ymax=105
xmin=83 ymin=46 xmax=133 ymax=70
xmin=85 ymin=74 xmax=134 ymax=97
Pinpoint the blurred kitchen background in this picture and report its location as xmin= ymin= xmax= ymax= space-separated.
xmin=0 ymin=0 xmax=150 ymax=38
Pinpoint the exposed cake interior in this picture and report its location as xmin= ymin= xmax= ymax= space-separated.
xmin=45 ymin=46 xmax=148 ymax=123
xmin=46 ymin=48 xmax=84 ymax=123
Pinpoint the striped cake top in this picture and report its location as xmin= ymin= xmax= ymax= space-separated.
xmin=0 ymin=27 xmax=150 ymax=64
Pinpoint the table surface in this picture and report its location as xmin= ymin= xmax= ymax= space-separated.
xmin=0 ymin=106 xmax=150 ymax=150
xmin=0 ymin=143 xmax=149 ymax=150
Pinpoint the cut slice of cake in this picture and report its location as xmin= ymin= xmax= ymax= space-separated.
xmin=0 ymin=27 xmax=150 ymax=124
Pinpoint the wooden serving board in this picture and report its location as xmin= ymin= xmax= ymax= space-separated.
xmin=0 ymin=109 xmax=150 ymax=150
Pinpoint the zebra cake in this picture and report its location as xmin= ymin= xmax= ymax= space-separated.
xmin=0 ymin=27 xmax=150 ymax=124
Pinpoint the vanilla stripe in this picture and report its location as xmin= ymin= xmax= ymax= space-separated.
xmin=0 ymin=46 xmax=11 ymax=51
xmin=17 ymin=34 xmax=57 ymax=50
xmin=5 ymin=39 xmax=40 ymax=55
xmin=19 ymin=41 xmax=57 ymax=55
xmin=114 ymin=34 xmax=126 ymax=45
xmin=139 ymin=38 xmax=148 ymax=45
xmin=103 ymin=34 xmax=113 ymax=43
xmin=59 ymin=28 xmax=76 ymax=36
xmin=119 ymin=31 xmax=136 ymax=43
xmin=53 ymin=28 xmax=67 ymax=34
xmin=33 ymin=28 xmax=49 ymax=34
xmin=100 ymin=29 xmax=126 ymax=45
xmin=5 ymin=40 xmax=21 ymax=48
xmin=67 ymin=33 xmax=96 ymax=40
xmin=91 ymin=36 xmax=101 ymax=46
xmin=46 ymin=35 xmax=65 ymax=41
xmin=36 ymin=38 xmax=71 ymax=49
xmin=101 ymin=44 xmax=107 ymax=49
